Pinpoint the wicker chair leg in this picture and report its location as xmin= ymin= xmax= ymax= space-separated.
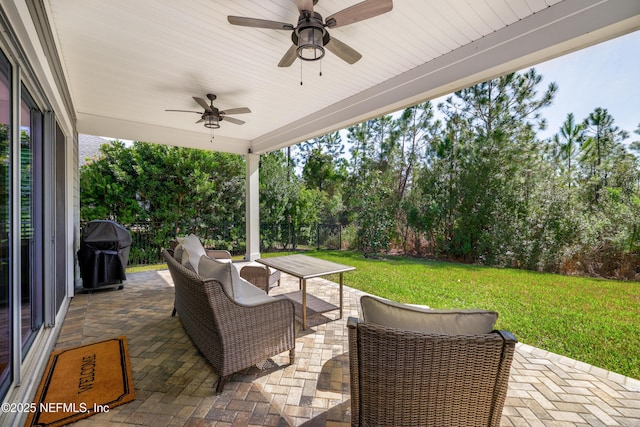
xmin=171 ymin=307 xmax=176 ymax=317
xmin=289 ymin=348 xmax=295 ymax=365
xmin=215 ymin=375 xmax=229 ymax=394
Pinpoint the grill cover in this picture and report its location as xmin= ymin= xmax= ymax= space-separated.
xmin=78 ymin=220 xmax=132 ymax=289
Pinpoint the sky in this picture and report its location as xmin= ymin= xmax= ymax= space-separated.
xmin=531 ymin=30 xmax=640 ymax=141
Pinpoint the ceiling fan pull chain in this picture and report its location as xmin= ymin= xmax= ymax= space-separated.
xmin=319 ymin=59 xmax=322 ymax=77
xmin=300 ymin=60 xmax=303 ymax=86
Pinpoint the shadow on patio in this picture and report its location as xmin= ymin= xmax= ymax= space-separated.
xmin=53 ymin=268 xmax=640 ymax=426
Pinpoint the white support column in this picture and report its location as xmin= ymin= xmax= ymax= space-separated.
xmin=245 ymin=153 xmax=260 ymax=261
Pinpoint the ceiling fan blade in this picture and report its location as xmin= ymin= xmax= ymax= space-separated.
xmin=294 ymin=0 xmax=314 ymax=13
xmin=221 ymin=116 xmax=245 ymax=125
xmin=193 ymin=97 xmax=212 ymax=112
xmin=325 ymin=37 xmax=362 ymax=64
xmin=195 ymin=118 xmax=204 ymax=124
xmin=326 ymin=0 xmax=393 ymax=28
xmin=221 ymin=107 xmax=251 ymax=115
xmin=165 ymin=109 xmax=201 ymax=114
xmin=228 ymin=16 xmax=294 ymax=30
xmin=278 ymin=44 xmax=298 ymax=67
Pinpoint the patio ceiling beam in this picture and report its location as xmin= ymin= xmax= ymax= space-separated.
xmin=77 ymin=112 xmax=251 ymax=154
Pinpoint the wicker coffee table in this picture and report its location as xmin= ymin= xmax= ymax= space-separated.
xmin=256 ymin=254 xmax=355 ymax=329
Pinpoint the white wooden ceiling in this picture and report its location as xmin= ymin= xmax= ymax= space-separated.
xmin=44 ymin=0 xmax=640 ymax=154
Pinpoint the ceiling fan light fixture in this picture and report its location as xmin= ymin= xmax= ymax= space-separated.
xmin=204 ymin=113 xmax=220 ymax=129
xmin=296 ymin=24 xmax=325 ymax=61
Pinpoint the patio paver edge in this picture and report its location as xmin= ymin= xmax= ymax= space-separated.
xmin=516 ymin=342 xmax=640 ymax=392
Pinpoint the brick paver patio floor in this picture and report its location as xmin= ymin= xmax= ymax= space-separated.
xmin=52 ymin=266 xmax=640 ymax=426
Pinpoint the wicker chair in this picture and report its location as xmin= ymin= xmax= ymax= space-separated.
xmin=239 ymin=265 xmax=281 ymax=294
xmin=162 ymin=249 xmax=296 ymax=393
xmin=347 ymin=316 xmax=517 ymax=426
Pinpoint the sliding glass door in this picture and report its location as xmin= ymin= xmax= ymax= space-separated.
xmin=19 ymin=86 xmax=43 ymax=353
xmin=0 ymin=49 xmax=11 ymax=397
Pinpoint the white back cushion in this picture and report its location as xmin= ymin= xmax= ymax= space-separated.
xmin=180 ymin=249 xmax=196 ymax=272
xmin=181 ymin=234 xmax=206 ymax=271
xmin=198 ymin=255 xmax=235 ymax=298
xmin=198 ymin=255 xmax=270 ymax=304
xmin=173 ymin=244 xmax=184 ymax=263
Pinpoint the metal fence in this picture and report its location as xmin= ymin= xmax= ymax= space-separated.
xmin=259 ymin=223 xmax=343 ymax=251
xmin=81 ymin=221 xmax=346 ymax=266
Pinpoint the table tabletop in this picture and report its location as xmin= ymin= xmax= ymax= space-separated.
xmin=255 ymin=254 xmax=355 ymax=280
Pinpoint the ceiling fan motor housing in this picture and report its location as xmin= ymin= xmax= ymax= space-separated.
xmin=293 ymin=12 xmax=330 ymax=61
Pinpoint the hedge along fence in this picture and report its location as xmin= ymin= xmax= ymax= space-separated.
xmin=80 ymin=221 xmax=347 ymax=266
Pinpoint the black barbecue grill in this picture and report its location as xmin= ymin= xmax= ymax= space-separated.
xmin=77 ymin=220 xmax=132 ymax=290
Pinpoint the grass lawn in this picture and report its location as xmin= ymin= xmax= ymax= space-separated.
xmin=127 ymin=263 xmax=167 ymax=273
xmin=306 ymin=250 xmax=639 ymax=380
xmin=128 ymin=250 xmax=639 ymax=380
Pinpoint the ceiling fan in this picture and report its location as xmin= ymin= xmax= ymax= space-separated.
xmin=165 ymin=94 xmax=251 ymax=128
xmin=228 ymin=0 xmax=393 ymax=67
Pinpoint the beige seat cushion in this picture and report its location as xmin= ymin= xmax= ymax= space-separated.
xmin=234 ymin=287 xmax=273 ymax=305
xmin=360 ymin=295 xmax=498 ymax=335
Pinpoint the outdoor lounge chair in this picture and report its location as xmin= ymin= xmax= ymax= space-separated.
xmin=239 ymin=265 xmax=281 ymax=294
xmin=348 ymin=296 xmax=517 ymax=426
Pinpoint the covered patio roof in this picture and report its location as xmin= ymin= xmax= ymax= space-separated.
xmin=33 ymin=0 xmax=640 ymax=155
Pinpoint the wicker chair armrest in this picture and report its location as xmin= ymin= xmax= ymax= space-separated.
xmin=239 ymin=265 xmax=281 ymax=293
xmin=239 ymin=265 xmax=266 ymax=285
xmin=489 ymin=329 xmax=518 ymax=425
xmin=347 ymin=317 xmax=361 ymax=426
xmin=347 ymin=316 xmax=360 ymax=329
xmin=268 ymin=268 xmax=281 ymax=285
xmin=493 ymin=329 xmax=518 ymax=344
xmin=205 ymin=249 xmax=232 ymax=260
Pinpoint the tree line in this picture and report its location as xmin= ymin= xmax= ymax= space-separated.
xmin=80 ymin=68 xmax=640 ymax=279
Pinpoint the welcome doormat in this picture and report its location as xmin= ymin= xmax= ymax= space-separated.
xmin=25 ymin=336 xmax=134 ymax=427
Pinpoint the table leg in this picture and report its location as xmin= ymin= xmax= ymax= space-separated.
xmin=302 ymin=278 xmax=307 ymax=330
xmin=339 ymin=272 xmax=343 ymax=319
